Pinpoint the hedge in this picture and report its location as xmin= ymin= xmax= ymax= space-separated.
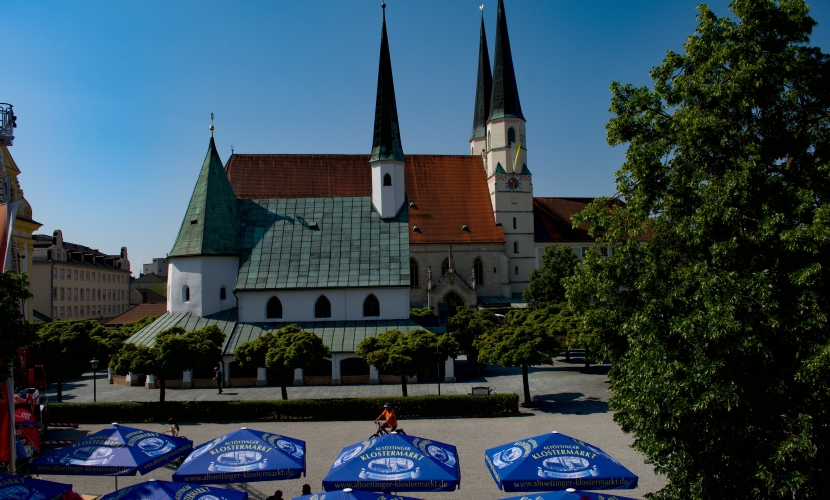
xmin=48 ymin=394 xmax=519 ymax=424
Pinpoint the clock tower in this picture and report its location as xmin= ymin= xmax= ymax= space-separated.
xmin=478 ymin=0 xmax=534 ymax=295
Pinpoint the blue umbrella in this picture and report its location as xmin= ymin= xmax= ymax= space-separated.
xmin=500 ymin=488 xmax=641 ymax=500
xmin=322 ymin=434 xmax=460 ymax=492
xmin=30 ymin=423 xmax=192 ymax=477
xmin=172 ymin=427 xmax=305 ymax=484
xmin=485 ymin=431 xmax=638 ymax=492
xmin=293 ymin=488 xmax=424 ymax=500
xmin=0 ymin=474 xmax=72 ymax=500
xmin=97 ymin=479 xmax=248 ymax=500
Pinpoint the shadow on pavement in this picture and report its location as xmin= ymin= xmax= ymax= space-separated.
xmin=529 ymin=392 xmax=610 ymax=415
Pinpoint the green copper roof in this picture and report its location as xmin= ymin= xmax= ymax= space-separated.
xmin=489 ymin=0 xmax=525 ymax=122
xmin=518 ymin=163 xmax=531 ymax=175
xmin=471 ymin=14 xmax=493 ymax=141
xmin=170 ymin=138 xmax=240 ymax=257
xmin=126 ymin=308 xmax=238 ymax=352
xmin=494 ymin=162 xmax=506 ymax=174
xmin=370 ymin=6 xmax=405 ymax=163
xmin=236 ymin=196 xmax=409 ymax=290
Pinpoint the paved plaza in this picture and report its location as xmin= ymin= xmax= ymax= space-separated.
xmin=36 ymin=355 xmax=666 ymax=498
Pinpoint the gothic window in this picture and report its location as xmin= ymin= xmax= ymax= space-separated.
xmin=315 ymin=296 xmax=331 ymax=318
xmin=410 ymin=259 xmax=419 ymax=287
xmin=442 ymin=258 xmax=450 ymax=276
xmin=514 ymin=241 xmax=519 ymax=253
xmin=508 ymin=127 xmax=516 ymax=144
xmin=220 ymin=287 xmax=227 ymax=300
xmin=267 ymin=296 xmax=283 ymax=319
xmin=513 ymin=217 xmax=517 ymax=229
xmin=383 ymin=173 xmax=392 ymax=186
xmin=363 ymin=294 xmax=380 ymax=317
xmin=515 ymin=266 xmax=519 ymax=275
xmin=183 ymin=286 xmax=190 ymax=302
xmin=474 ymin=258 xmax=484 ymax=286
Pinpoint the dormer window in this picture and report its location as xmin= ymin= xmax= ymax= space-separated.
xmin=383 ymin=173 xmax=392 ymax=186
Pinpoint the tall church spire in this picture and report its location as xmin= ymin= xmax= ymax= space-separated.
xmin=489 ymin=0 xmax=524 ymax=121
xmin=470 ymin=9 xmax=493 ymax=141
xmin=370 ymin=3 xmax=405 ymax=163
xmin=169 ymin=136 xmax=239 ymax=257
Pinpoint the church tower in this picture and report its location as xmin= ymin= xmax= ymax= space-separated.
xmin=167 ymin=130 xmax=240 ymax=316
xmin=370 ymin=3 xmax=406 ymax=220
xmin=483 ymin=0 xmax=534 ymax=295
xmin=470 ymin=8 xmax=492 ymax=157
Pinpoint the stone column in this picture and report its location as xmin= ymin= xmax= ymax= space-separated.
xmin=222 ymin=355 xmax=234 ymax=385
xmin=257 ymin=367 xmax=267 ymax=387
xmin=182 ymin=370 xmax=193 ymax=389
xmin=125 ymin=372 xmax=135 ymax=386
xmin=107 ymin=367 xmax=113 ymax=384
xmin=330 ymin=355 xmax=341 ymax=385
xmin=293 ymin=368 xmax=304 ymax=386
xmin=444 ymin=357 xmax=456 ymax=382
xmin=145 ymin=375 xmax=156 ymax=389
xmin=369 ymin=365 xmax=379 ymax=385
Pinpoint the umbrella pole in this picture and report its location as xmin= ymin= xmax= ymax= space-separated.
xmin=114 ymin=476 xmax=118 ymax=491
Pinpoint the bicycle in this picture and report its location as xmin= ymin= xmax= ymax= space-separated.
xmin=370 ymin=421 xmax=406 ymax=438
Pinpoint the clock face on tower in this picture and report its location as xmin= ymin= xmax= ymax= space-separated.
xmin=506 ymin=177 xmax=521 ymax=192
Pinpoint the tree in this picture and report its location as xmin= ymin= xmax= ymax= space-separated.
xmin=261 ymin=325 xmax=331 ymax=400
xmin=475 ymin=310 xmax=561 ymax=405
xmin=567 ymin=2 xmax=830 ymax=498
xmin=449 ymin=308 xmax=496 ymax=374
xmin=523 ymin=246 xmax=579 ymax=306
xmin=112 ymin=325 xmax=225 ymax=402
xmin=357 ymin=329 xmax=458 ymax=396
xmin=0 ymin=272 xmax=35 ymax=383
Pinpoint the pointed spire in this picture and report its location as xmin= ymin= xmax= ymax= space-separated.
xmin=370 ymin=3 xmax=405 ymax=163
xmin=169 ymin=136 xmax=239 ymax=257
xmin=489 ymin=0 xmax=524 ymax=121
xmin=471 ymin=8 xmax=493 ymax=140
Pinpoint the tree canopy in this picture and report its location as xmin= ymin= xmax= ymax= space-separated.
xmin=449 ymin=308 xmax=496 ymax=373
xmin=568 ymin=1 xmax=830 ymax=498
xmin=523 ymin=246 xmax=579 ymax=305
xmin=0 ymin=272 xmax=35 ymax=382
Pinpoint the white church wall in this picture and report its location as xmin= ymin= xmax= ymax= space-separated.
xmin=168 ymin=256 xmax=239 ymax=316
xmin=237 ymin=287 xmax=410 ymax=323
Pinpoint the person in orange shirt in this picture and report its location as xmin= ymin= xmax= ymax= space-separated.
xmin=374 ymin=402 xmax=398 ymax=432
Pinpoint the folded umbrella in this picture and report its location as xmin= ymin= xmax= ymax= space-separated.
xmin=485 ymin=431 xmax=638 ymax=492
xmin=0 ymin=473 xmax=72 ymax=500
xmin=500 ymin=487 xmax=641 ymax=499
xmin=97 ymin=478 xmax=248 ymax=500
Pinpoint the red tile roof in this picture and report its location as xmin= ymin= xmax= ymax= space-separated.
xmin=105 ymin=303 xmax=167 ymax=326
xmin=534 ymin=197 xmax=649 ymax=243
xmin=225 ymin=154 xmax=505 ymax=244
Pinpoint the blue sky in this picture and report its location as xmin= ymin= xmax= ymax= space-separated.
xmin=5 ymin=1 xmax=829 ymax=275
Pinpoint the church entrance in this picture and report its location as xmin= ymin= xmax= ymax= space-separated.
xmin=442 ymin=292 xmax=465 ymax=316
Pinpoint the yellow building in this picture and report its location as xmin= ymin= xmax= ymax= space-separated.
xmin=1 ymin=144 xmax=43 ymax=321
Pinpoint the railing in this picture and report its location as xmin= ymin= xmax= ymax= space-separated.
xmin=0 ymin=103 xmax=16 ymax=146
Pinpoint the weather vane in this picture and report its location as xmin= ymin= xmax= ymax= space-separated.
xmin=210 ymin=113 xmax=214 ymax=137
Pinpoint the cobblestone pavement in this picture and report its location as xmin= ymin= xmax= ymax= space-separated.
xmin=48 ymin=355 xmax=609 ymax=414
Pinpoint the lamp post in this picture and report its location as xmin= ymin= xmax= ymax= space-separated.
xmin=90 ymin=358 xmax=99 ymax=403
xmin=436 ymin=346 xmax=441 ymax=396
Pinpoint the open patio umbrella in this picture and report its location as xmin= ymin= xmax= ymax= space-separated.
xmin=172 ymin=427 xmax=305 ymax=484
xmin=97 ymin=478 xmax=249 ymax=500
xmin=293 ymin=488 xmax=424 ymax=500
xmin=322 ymin=433 xmax=460 ymax=492
xmin=500 ymin=488 xmax=641 ymax=500
xmin=30 ymin=423 xmax=192 ymax=489
xmin=485 ymin=431 xmax=638 ymax=492
xmin=0 ymin=473 xmax=72 ymax=500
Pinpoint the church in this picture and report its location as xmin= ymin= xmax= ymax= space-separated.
xmin=128 ymin=0 xmax=598 ymax=385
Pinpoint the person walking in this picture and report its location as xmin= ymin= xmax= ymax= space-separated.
xmin=213 ymin=366 xmax=223 ymax=394
xmin=265 ymin=490 xmax=283 ymax=500
xmin=301 ymin=484 xmax=312 ymax=495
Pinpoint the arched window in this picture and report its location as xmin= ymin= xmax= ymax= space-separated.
xmin=442 ymin=258 xmax=450 ymax=276
xmin=183 ymin=286 xmax=190 ymax=302
xmin=513 ymin=217 xmax=517 ymax=229
xmin=383 ymin=173 xmax=392 ymax=186
xmin=508 ymin=127 xmax=516 ymax=144
xmin=443 ymin=292 xmax=464 ymax=316
xmin=315 ymin=296 xmax=331 ymax=318
xmin=220 ymin=286 xmax=227 ymax=300
xmin=363 ymin=294 xmax=380 ymax=317
xmin=515 ymin=265 xmax=519 ymax=275
xmin=410 ymin=259 xmax=419 ymax=287
xmin=514 ymin=241 xmax=519 ymax=253
xmin=266 ymin=296 xmax=282 ymax=319
xmin=474 ymin=258 xmax=484 ymax=286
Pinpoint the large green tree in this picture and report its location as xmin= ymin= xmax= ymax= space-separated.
xmin=475 ymin=309 xmax=561 ymax=405
xmin=449 ymin=308 xmax=496 ymax=374
xmin=568 ymin=1 xmax=830 ymax=498
xmin=260 ymin=325 xmax=332 ymax=400
xmin=523 ymin=246 xmax=580 ymax=306
xmin=357 ymin=329 xmax=458 ymax=396
xmin=0 ymin=272 xmax=34 ymax=383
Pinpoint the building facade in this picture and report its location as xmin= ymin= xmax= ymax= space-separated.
xmin=30 ymin=230 xmax=131 ymax=321
xmin=142 ymin=257 xmax=169 ymax=278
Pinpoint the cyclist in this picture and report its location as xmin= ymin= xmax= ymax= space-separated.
xmin=374 ymin=403 xmax=398 ymax=433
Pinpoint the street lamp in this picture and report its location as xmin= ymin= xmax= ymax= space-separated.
xmin=90 ymin=358 xmax=99 ymax=403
